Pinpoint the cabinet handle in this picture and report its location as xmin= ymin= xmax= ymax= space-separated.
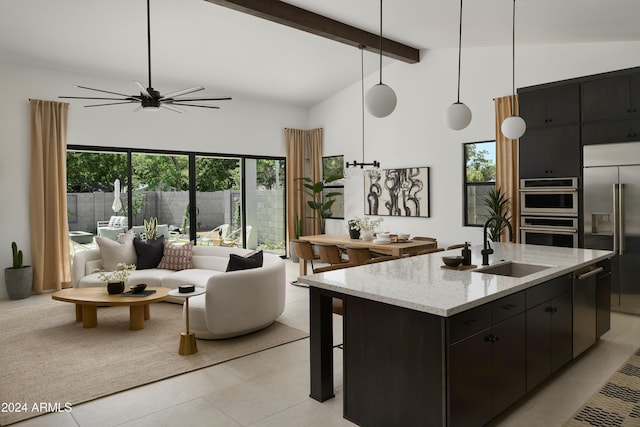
xmin=485 ymin=335 xmax=495 ymax=342
xmin=577 ymin=267 xmax=604 ymax=280
xmin=545 ymin=306 xmax=554 ymax=313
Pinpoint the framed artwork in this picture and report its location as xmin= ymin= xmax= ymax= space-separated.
xmin=364 ymin=167 xmax=430 ymax=218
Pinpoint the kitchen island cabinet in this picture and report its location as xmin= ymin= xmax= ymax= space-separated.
xmin=301 ymin=243 xmax=614 ymax=427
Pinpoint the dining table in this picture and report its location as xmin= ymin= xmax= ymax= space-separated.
xmin=297 ymin=233 xmax=437 ymax=276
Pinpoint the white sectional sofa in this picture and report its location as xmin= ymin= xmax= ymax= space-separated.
xmin=72 ymin=245 xmax=286 ymax=339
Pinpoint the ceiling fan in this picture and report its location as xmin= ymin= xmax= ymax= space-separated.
xmin=59 ymin=0 xmax=231 ymax=113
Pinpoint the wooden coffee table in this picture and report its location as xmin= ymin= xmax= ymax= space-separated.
xmin=51 ymin=287 xmax=170 ymax=330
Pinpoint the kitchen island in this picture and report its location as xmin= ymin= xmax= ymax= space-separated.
xmin=299 ymin=243 xmax=614 ymax=427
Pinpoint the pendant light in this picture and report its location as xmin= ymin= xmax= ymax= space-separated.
xmin=365 ymin=0 xmax=397 ymax=118
xmin=346 ymin=46 xmax=381 ymax=177
xmin=501 ymin=0 xmax=527 ymax=139
xmin=445 ymin=0 xmax=472 ymax=130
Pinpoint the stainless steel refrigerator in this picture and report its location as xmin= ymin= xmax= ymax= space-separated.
xmin=583 ymin=142 xmax=640 ymax=314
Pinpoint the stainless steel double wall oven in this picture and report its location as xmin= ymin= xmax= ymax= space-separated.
xmin=519 ymin=177 xmax=579 ymax=248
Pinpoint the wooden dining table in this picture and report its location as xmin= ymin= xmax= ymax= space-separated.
xmin=297 ymin=234 xmax=437 ymax=276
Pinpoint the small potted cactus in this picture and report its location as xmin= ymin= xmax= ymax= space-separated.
xmin=4 ymin=242 xmax=33 ymax=300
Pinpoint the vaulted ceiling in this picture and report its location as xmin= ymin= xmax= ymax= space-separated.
xmin=2 ymin=0 xmax=640 ymax=107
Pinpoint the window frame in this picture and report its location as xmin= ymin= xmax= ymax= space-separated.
xmin=463 ymin=140 xmax=496 ymax=227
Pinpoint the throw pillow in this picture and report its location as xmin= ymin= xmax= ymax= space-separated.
xmin=157 ymin=240 xmax=194 ymax=271
xmin=95 ymin=229 xmax=137 ymax=271
xmin=133 ymin=235 xmax=165 ymax=270
xmin=225 ymin=250 xmax=264 ymax=272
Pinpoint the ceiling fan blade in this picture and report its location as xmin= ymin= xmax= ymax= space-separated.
xmin=134 ymin=81 xmax=152 ymax=97
xmin=161 ymin=86 xmax=204 ymax=99
xmin=169 ymin=97 xmax=232 ymax=102
xmin=59 ymin=96 xmax=131 ymax=101
xmin=76 ymin=85 xmax=140 ymax=99
xmin=84 ymin=101 xmax=139 ymax=107
xmin=166 ymin=103 xmax=221 ymax=109
xmin=161 ymin=104 xmax=184 ymax=113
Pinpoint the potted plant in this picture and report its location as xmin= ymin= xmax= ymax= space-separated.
xmin=347 ymin=219 xmax=361 ymax=239
xmin=290 ymin=212 xmax=303 ymax=263
xmin=94 ymin=263 xmax=136 ymax=294
xmin=4 ymin=242 xmax=33 ymax=300
xmin=295 ymin=175 xmax=342 ymax=234
xmin=482 ymin=188 xmax=511 ymax=242
xmin=144 ymin=217 xmax=158 ymax=240
xmin=350 ymin=216 xmax=383 ymax=241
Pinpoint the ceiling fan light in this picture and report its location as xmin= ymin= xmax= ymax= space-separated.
xmin=501 ymin=115 xmax=526 ymax=139
xmin=445 ymin=102 xmax=472 ymax=130
xmin=142 ymin=105 xmax=160 ymax=112
xmin=365 ymin=83 xmax=397 ymax=118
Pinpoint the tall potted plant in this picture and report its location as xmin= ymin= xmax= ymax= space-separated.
xmin=482 ymin=188 xmax=511 ymax=242
xmin=4 ymin=242 xmax=33 ymax=300
xmin=296 ymin=175 xmax=342 ymax=234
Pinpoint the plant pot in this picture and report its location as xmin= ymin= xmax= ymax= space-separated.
xmin=4 ymin=266 xmax=33 ymax=300
xmin=360 ymin=230 xmax=375 ymax=241
xmin=289 ymin=241 xmax=299 ymax=263
xmin=348 ymin=229 xmax=361 ymax=240
xmin=107 ymin=282 xmax=125 ymax=295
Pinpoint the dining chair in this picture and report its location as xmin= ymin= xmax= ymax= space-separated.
xmin=416 ymin=247 xmax=445 ymax=255
xmin=345 ymin=247 xmax=397 ymax=266
xmin=315 ymin=243 xmax=349 ymax=265
xmin=446 ymin=243 xmax=466 ymax=250
xmin=291 ymin=239 xmax=320 ymax=273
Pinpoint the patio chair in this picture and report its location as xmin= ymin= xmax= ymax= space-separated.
xmin=222 ymin=225 xmax=252 ymax=247
xmin=97 ymin=216 xmax=127 ymax=240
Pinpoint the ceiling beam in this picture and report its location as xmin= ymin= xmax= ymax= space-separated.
xmin=205 ymin=0 xmax=420 ymax=64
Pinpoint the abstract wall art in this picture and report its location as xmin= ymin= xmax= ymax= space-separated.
xmin=364 ymin=167 xmax=430 ymax=218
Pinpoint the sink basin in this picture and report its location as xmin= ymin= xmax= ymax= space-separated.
xmin=473 ymin=262 xmax=550 ymax=278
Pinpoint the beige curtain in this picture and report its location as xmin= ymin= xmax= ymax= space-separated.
xmin=494 ymin=95 xmax=520 ymax=242
xmin=30 ymin=99 xmax=71 ymax=292
xmin=285 ymin=128 xmax=323 ymax=250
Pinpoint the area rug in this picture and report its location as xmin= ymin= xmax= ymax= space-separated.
xmin=0 ymin=299 xmax=308 ymax=426
xmin=565 ymin=348 xmax=640 ymax=426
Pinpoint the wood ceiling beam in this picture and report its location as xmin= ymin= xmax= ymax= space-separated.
xmin=204 ymin=0 xmax=420 ymax=64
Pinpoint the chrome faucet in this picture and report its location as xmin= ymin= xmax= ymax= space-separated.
xmin=481 ymin=215 xmax=514 ymax=266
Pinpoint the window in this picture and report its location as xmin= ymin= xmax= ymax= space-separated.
xmin=464 ymin=141 xmax=496 ymax=226
xmin=322 ymin=155 xmax=344 ymax=219
xmin=67 ymin=147 xmax=286 ymax=256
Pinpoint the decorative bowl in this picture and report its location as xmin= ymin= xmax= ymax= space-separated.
xmin=130 ymin=283 xmax=147 ymax=293
xmin=107 ymin=282 xmax=125 ymax=295
xmin=397 ymin=233 xmax=410 ymax=241
xmin=442 ymin=256 xmax=464 ymax=267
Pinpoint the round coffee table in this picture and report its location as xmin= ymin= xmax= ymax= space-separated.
xmin=168 ymin=286 xmax=206 ymax=355
xmin=51 ymin=287 xmax=170 ymax=330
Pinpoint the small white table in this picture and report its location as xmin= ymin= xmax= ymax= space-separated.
xmin=168 ymin=286 xmax=205 ymax=355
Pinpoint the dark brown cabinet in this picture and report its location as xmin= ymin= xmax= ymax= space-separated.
xmin=581 ymin=73 xmax=640 ymax=122
xmin=525 ymin=274 xmax=573 ymax=392
xmin=582 ymin=118 xmax=640 ymax=145
xmin=519 ymin=125 xmax=581 ymax=178
xmin=596 ymin=259 xmax=612 ymax=339
xmin=447 ymin=292 xmax=526 ymax=427
xmin=519 ymin=84 xmax=580 ymax=127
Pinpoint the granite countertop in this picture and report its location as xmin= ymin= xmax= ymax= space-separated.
xmin=298 ymin=243 xmax=615 ymax=317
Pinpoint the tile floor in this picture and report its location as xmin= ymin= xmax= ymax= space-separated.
xmin=5 ymin=259 xmax=640 ymax=427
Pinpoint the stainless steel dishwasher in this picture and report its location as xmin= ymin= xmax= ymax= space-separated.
xmin=573 ymin=265 xmax=603 ymax=357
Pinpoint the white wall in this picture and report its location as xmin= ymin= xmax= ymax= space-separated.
xmin=312 ymin=41 xmax=640 ymax=248
xmin=0 ymin=60 xmax=309 ymax=298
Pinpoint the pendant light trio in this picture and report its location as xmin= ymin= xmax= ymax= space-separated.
xmin=446 ymin=0 xmax=526 ymax=139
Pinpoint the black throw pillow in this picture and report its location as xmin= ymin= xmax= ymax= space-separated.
xmin=133 ymin=235 xmax=165 ymax=270
xmin=226 ymin=250 xmax=264 ymax=272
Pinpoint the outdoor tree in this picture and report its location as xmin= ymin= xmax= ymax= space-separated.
xmin=465 ymin=144 xmax=495 ymax=183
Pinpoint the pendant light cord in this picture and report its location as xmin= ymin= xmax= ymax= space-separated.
xmin=456 ymin=0 xmax=463 ymax=103
xmin=361 ymin=46 xmax=365 ymax=163
xmin=147 ymin=0 xmax=152 ymax=88
xmin=511 ymin=0 xmax=516 ymax=115
xmin=378 ymin=0 xmax=383 ymax=84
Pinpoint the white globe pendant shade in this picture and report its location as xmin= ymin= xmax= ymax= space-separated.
xmin=365 ymin=83 xmax=397 ymax=118
xmin=445 ymin=102 xmax=472 ymax=130
xmin=501 ymin=115 xmax=526 ymax=139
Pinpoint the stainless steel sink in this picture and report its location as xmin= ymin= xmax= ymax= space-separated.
xmin=473 ymin=262 xmax=550 ymax=278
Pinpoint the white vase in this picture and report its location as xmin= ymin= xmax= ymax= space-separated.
xmin=361 ymin=230 xmax=375 ymax=241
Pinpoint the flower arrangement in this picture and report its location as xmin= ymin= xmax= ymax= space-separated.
xmin=93 ymin=263 xmax=136 ymax=283
xmin=348 ymin=216 xmax=383 ymax=232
